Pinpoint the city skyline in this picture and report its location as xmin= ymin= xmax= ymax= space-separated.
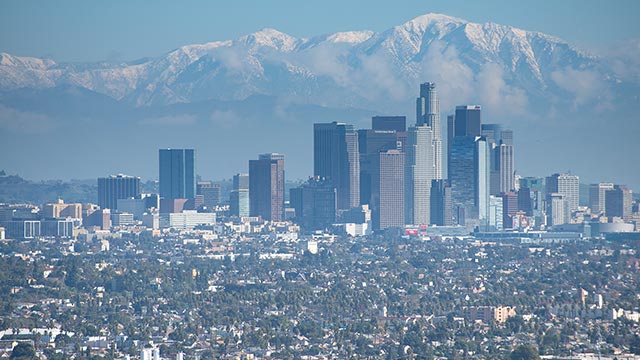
xmin=0 ymin=7 xmax=638 ymax=190
xmin=2 ymin=4 xmax=640 ymax=359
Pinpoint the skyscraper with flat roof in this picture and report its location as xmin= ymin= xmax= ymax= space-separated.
xmin=547 ymin=193 xmax=568 ymax=226
xmin=197 ymin=182 xmax=221 ymax=208
xmin=249 ymin=154 xmax=285 ymax=222
xmin=448 ymin=136 xmax=490 ymax=228
xmin=501 ymin=191 xmax=518 ymax=229
xmin=230 ymin=173 xmax=250 ymax=217
xmin=372 ymin=150 xmax=404 ymax=230
xmin=482 ymin=124 xmax=515 ymax=195
xmin=358 ymin=129 xmax=402 ymax=207
xmin=453 ymin=105 xmax=482 ymax=138
xmin=589 ymin=183 xmax=614 ymax=215
xmin=372 ymin=116 xmax=406 ymax=132
xmin=314 ymin=122 xmax=360 ymax=210
xmin=290 ymin=177 xmax=337 ymax=231
xmin=405 ymin=124 xmax=435 ymax=225
xmin=98 ymin=174 xmax=141 ymax=210
xmin=448 ymin=106 xmax=481 ymax=181
xmin=159 ymin=149 xmax=196 ymax=200
xmin=605 ymin=185 xmax=633 ymax=221
xmin=546 ymin=173 xmax=579 ymax=214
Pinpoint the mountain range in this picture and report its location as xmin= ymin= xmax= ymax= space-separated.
xmin=0 ymin=13 xmax=638 ymax=189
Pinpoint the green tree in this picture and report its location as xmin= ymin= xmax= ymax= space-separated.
xmin=10 ymin=343 xmax=36 ymax=359
xmin=510 ymin=344 xmax=540 ymax=360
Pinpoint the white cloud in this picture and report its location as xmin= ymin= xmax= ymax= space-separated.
xmin=419 ymin=41 xmax=475 ymax=109
xmin=417 ymin=42 xmax=528 ymax=119
xmin=550 ymin=67 xmax=602 ymax=108
xmin=475 ymin=63 xmax=528 ymax=117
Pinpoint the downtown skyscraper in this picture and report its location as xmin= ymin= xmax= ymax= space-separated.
xmin=372 ymin=150 xmax=405 ymax=230
xmin=249 ymin=153 xmax=285 ymax=222
xmin=314 ymin=122 xmax=360 ymax=210
xmin=403 ymin=83 xmax=443 ymax=225
xmin=405 ymin=124 xmax=435 ymax=225
xmin=230 ymin=173 xmax=250 ymax=218
xmin=159 ymin=149 xmax=196 ymax=200
xmin=416 ymin=82 xmax=443 ymax=180
xmin=481 ymin=124 xmax=515 ymax=195
xmin=358 ymin=117 xmax=405 ymax=209
xmin=448 ymin=106 xmax=490 ymax=228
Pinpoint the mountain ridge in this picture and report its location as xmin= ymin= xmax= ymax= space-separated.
xmin=0 ymin=13 xmax=638 ymax=189
xmin=0 ymin=12 xmax=608 ymax=111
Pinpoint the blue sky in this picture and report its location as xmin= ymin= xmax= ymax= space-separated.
xmin=1 ymin=0 xmax=639 ymax=62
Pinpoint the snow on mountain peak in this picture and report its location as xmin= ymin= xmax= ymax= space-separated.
xmin=238 ymin=28 xmax=300 ymax=51
xmin=404 ymin=13 xmax=467 ymax=28
xmin=0 ymin=12 xmax=607 ymax=109
xmin=325 ymin=31 xmax=375 ymax=44
xmin=0 ymin=52 xmax=56 ymax=69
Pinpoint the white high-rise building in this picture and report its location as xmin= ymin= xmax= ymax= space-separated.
xmin=416 ymin=82 xmax=443 ymax=180
xmin=589 ymin=182 xmax=614 ymax=215
xmin=405 ymin=125 xmax=435 ymax=225
xmin=547 ymin=173 xmax=580 ymax=214
xmin=547 ymin=193 xmax=568 ymax=226
xmin=489 ymin=195 xmax=504 ymax=231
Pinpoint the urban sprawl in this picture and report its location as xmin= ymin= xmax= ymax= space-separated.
xmin=1 ymin=83 xmax=639 ymax=360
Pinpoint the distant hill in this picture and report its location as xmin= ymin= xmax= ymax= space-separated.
xmin=0 ymin=172 xmax=97 ymax=204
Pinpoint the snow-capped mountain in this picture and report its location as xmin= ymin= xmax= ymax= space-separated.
xmin=0 ymin=13 xmax=613 ymax=112
xmin=1 ymin=13 xmax=637 ymax=188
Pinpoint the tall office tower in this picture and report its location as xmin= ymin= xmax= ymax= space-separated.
xmin=453 ymin=105 xmax=482 ymax=137
xmin=371 ymin=150 xmax=404 ymax=230
xmin=517 ymin=188 xmax=533 ymax=216
xmin=430 ymin=179 xmax=452 ymax=226
xmin=314 ymin=122 xmax=360 ymax=210
xmin=372 ymin=116 xmax=406 ymax=132
xmin=290 ymin=177 xmax=337 ymax=231
xmin=98 ymin=174 xmax=141 ymax=210
xmin=488 ymin=195 xmax=504 ymax=231
xmin=589 ymin=183 xmax=614 ymax=215
xmin=481 ymin=124 xmax=515 ymax=195
xmin=501 ymin=191 xmax=518 ymax=229
xmin=196 ymin=182 xmax=221 ymax=208
xmin=448 ymin=136 xmax=490 ymax=227
xmin=416 ymin=82 xmax=443 ymax=179
xmin=546 ymin=173 xmax=580 ymax=214
xmin=233 ymin=173 xmax=250 ymax=190
xmin=447 ymin=105 xmax=482 ymax=185
xmin=249 ymin=154 xmax=285 ymax=222
xmin=605 ymin=185 xmax=633 ymax=221
xmin=404 ymin=124 xmax=435 ymax=225
xmin=498 ymin=130 xmax=514 ymax=193
xmin=547 ymin=193 xmax=568 ymax=226
xmin=446 ymin=114 xmax=455 ymax=171
xmin=230 ymin=173 xmax=250 ymax=218
xmin=159 ymin=149 xmax=196 ymax=200
xmin=358 ymin=128 xmax=401 ymax=206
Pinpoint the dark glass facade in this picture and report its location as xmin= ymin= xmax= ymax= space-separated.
xmin=98 ymin=174 xmax=141 ymax=210
xmin=159 ymin=149 xmax=196 ymax=200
